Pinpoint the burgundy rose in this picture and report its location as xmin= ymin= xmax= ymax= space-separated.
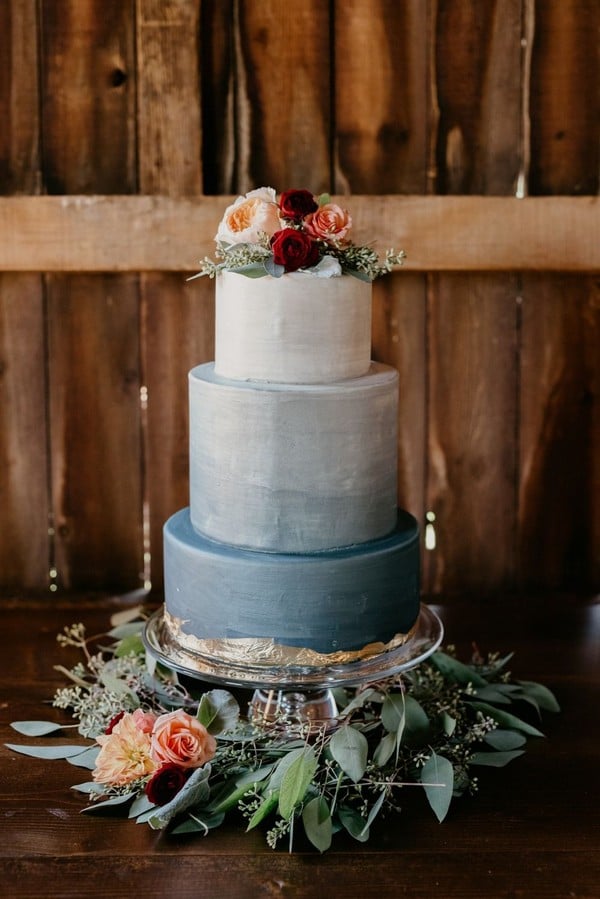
xmin=270 ymin=228 xmax=320 ymax=272
xmin=279 ymin=189 xmax=318 ymax=221
xmin=145 ymin=763 xmax=189 ymax=806
xmin=105 ymin=710 xmax=126 ymax=734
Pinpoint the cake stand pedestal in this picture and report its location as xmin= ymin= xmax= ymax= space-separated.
xmin=143 ymin=604 xmax=443 ymax=734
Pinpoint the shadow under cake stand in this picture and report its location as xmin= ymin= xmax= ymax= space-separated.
xmin=144 ymin=603 xmax=443 ymax=731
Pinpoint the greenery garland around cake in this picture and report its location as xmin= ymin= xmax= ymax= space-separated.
xmin=7 ymin=607 xmax=559 ymax=853
xmin=189 ymin=187 xmax=405 ymax=281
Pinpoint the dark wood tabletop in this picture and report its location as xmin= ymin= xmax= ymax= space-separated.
xmin=1 ymin=592 xmax=598 ymax=899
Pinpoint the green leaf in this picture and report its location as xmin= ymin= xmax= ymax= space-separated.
xmin=329 ymin=725 xmax=368 ymax=783
xmin=421 ymin=752 xmax=454 ymax=823
xmin=268 ymin=746 xmax=309 ymax=791
xmin=337 ymin=806 xmax=370 ymax=842
xmin=66 ymin=746 xmax=100 ymax=769
xmin=10 ymin=720 xmax=67 ymax=737
xmin=99 ymin=671 xmax=139 ymax=705
xmin=483 ymin=729 xmax=527 ymax=751
xmin=108 ymin=621 xmax=144 ymax=640
xmin=302 ymin=796 xmax=332 ymax=853
xmin=246 ymin=791 xmax=280 ymax=831
xmin=338 ymin=687 xmax=380 ymax=718
xmin=470 ymin=750 xmax=525 ymax=767
xmin=71 ymin=781 xmax=106 ymax=795
xmin=441 ymin=712 xmax=456 ymax=736
xmin=172 ymin=810 xmax=225 ymax=835
xmin=471 ymin=701 xmax=545 ymax=738
xmin=263 ymin=258 xmax=285 ymax=278
xmin=231 ymin=262 xmax=271 ymax=279
xmin=517 ymin=680 xmax=561 ymax=713
xmin=129 ymin=793 xmax=156 ymax=819
xmin=148 ymin=764 xmax=212 ymax=830
xmin=206 ymin=767 xmax=273 ymax=815
xmin=5 ymin=743 xmax=91 ymax=760
xmin=404 ymin=696 xmax=430 ymax=734
xmin=114 ymin=634 xmax=145 ymax=658
xmin=373 ymin=731 xmax=396 ymax=767
xmin=381 ymin=693 xmax=404 ymax=733
xmin=429 ymin=651 xmax=488 ymax=687
xmin=109 ymin=605 xmax=145 ymax=628
xmin=361 ymin=789 xmax=387 ymax=836
xmin=196 ymin=689 xmax=240 ymax=735
xmin=317 ymin=193 xmax=331 ymax=206
xmin=82 ymin=793 xmax=133 ymax=814
xmin=472 ymin=685 xmax=512 ymax=705
xmin=278 ymin=748 xmax=318 ymax=820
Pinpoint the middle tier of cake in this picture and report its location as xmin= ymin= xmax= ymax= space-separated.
xmin=189 ymin=362 xmax=399 ymax=553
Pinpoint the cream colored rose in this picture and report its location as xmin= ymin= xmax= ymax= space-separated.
xmin=304 ymin=203 xmax=352 ymax=243
xmin=216 ymin=187 xmax=280 ymax=245
xmin=150 ymin=709 xmax=217 ymax=770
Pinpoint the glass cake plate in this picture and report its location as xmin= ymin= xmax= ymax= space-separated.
xmin=143 ymin=603 xmax=443 ymax=691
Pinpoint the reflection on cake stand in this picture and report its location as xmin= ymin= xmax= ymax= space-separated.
xmin=144 ymin=604 xmax=443 ymax=733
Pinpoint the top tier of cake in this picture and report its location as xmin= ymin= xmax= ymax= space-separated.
xmin=214 ymin=271 xmax=372 ymax=384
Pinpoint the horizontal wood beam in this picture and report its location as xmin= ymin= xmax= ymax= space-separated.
xmin=2 ymin=195 xmax=598 ymax=272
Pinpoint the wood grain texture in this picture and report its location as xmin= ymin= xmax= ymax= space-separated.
xmin=41 ymin=2 xmax=143 ymax=591
xmin=136 ymin=0 xmax=208 ymax=587
xmin=0 ymin=194 xmax=597 ymax=272
xmin=235 ymin=0 xmax=332 ymax=191
xmin=427 ymin=0 xmax=523 ymax=592
xmin=334 ymin=1 xmax=429 ymax=531
xmin=0 ymin=594 xmax=598 ymax=897
xmin=200 ymin=0 xmax=236 ymax=194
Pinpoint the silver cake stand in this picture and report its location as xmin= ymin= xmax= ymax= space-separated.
xmin=143 ymin=603 xmax=443 ymax=732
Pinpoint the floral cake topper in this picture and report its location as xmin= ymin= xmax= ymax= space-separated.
xmin=190 ymin=187 xmax=405 ymax=282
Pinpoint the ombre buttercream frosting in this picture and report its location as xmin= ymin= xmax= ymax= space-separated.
xmin=189 ymin=362 xmax=399 ymax=553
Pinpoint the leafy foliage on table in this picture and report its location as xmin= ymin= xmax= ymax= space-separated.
xmin=6 ymin=609 xmax=559 ymax=852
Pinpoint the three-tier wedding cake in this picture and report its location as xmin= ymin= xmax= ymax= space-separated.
xmin=162 ymin=188 xmax=420 ymax=666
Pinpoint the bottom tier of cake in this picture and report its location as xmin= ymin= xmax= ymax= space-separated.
xmin=163 ymin=508 xmax=420 ymax=659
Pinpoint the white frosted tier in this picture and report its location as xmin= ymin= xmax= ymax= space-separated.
xmin=189 ymin=362 xmax=399 ymax=553
xmin=214 ymin=271 xmax=371 ymax=383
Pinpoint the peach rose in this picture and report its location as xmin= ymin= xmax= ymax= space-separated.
xmin=216 ymin=187 xmax=280 ymax=245
xmin=151 ymin=710 xmax=217 ymax=770
xmin=93 ymin=712 xmax=157 ymax=786
xmin=304 ymin=203 xmax=352 ymax=243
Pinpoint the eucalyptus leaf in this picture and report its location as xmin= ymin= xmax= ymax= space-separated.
xmin=129 ymin=793 xmax=156 ymax=819
xmin=483 ymin=729 xmax=527 ymax=751
xmin=231 ymin=262 xmax=271 ymax=279
xmin=441 ymin=712 xmax=456 ymax=736
xmin=373 ymin=731 xmax=396 ymax=767
xmin=381 ymin=693 xmax=405 ymax=733
xmin=109 ymin=605 xmax=145 ymax=628
xmin=470 ymin=749 xmax=525 ymax=768
xmin=99 ymin=671 xmax=139 ymax=705
xmin=107 ymin=621 xmax=145 ymax=640
xmin=337 ymin=806 xmax=370 ymax=842
xmin=263 ymin=258 xmax=285 ymax=278
xmin=206 ymin=766 xmax=273 ymax=815
xmin=246 ymin=791 xmax=280 ymax=831
xmin=421 ymin=752 xmax=454 ymax=823
xmin=196 ymin=689 xmax=240 ymax=734
xmin=71 ymin=781 xmax=106 ymax=795
xmin=10 ymin=720 xmax=67 ymax=737
xmin=278 ymin=748 xmax=318 ymax=820
xmin=269 ymin=746 xmax=310 ymax=791
xmin=66 ymin=746 xmax=100 ymax=769
xmin=338 ymin=687 xmax=379 ymax=718
xmin=517 ymin=680 xmax=561 ymax=713
xmin=82 ymin=793 xmax=133 ymax=814
xmin=360 ymin=789 xmax=387 ymax=836
xmin=148 ymin=764 xmax=212 ymax=830
xmin=404 ymin=696 xmax=430 ymax=734
xmin=302 ymin=796 xmax=332 ymax=853
xmin=5 ymin=743 xmax=91 ymax=760
xmin=172 ymin=810 xmax=225 ymax=835
xmin=429 ymin=651 xmax=488 ymax=687
xmin=330 ymin=725 xmax=368 ymax=783
xmin=471 ymin=701 xmax=545 ymax=738
xmin=472 ymin=686 xmax=512 ymax=705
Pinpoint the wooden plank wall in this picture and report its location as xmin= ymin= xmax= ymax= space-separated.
xmin=0 ymin=0 xmax=598 ymax=598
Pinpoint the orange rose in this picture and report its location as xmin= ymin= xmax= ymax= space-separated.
xmin=216 ymin=187 xmax=280 ymax=245
xmin=151 ymin=710 xmax=217 ymax=770
xmin=304 ymin=203 xmax=352 ymax=243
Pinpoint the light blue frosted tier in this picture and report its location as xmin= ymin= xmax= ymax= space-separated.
xmin=188 ymin=362 xmax=398 ymax=553
xmin=163 ymin=507 xmax=420 ymax=656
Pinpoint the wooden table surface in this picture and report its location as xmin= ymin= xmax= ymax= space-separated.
xmin=1 ymin=593 xmax=598 ymax=899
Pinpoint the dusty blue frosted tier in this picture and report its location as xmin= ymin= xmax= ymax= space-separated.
xmin=163 ymin=507 xmax=420 ymax=656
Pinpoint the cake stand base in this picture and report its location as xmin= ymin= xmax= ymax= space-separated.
xmin=143 ymin=604 xmax=443 ymax=733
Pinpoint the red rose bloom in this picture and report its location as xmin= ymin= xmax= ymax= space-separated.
xmin=279 ymin=189 xmax=318 ymax=221
xmin=145 ymin=763 xmax=189 ymax=806
xmin=270 ymin=228 xmax=320 ymax=272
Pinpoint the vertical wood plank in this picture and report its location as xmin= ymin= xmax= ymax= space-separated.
xmin=426 ymin=0 xmax=522 ymax=592
xmin=136 ymin=0 xmax=210 ymax=588
xmin=334 ymin=0 xmax=429 ymax=531
xmin=41 ymin=0 xmax=143 ymax=590
xmin=200 ymin=0 xmax=236 ymax=194
xmin=235 ymin=0 xmax=332 ymax=191
xmin=520 ymin=0 xmax=599 ymax=588
xmin=0 ymin=1 xmax=47 ymax=590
